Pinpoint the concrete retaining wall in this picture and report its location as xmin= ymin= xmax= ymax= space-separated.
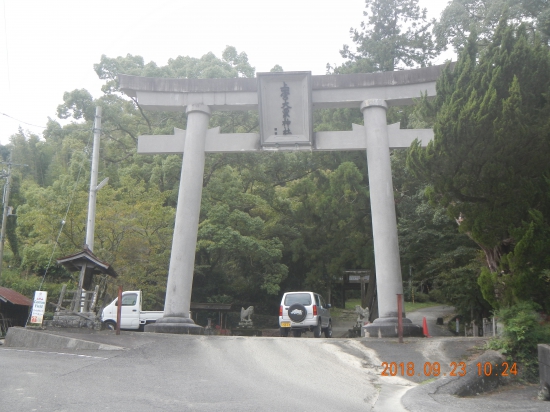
xmin=49 ymin=312 xmax=102 ymax=330
xmin=4 ymin=327 xmax=122 ymax=351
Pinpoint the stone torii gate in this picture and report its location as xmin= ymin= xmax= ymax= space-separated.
xmin=119 ymin=65 xmax=444 ymax=336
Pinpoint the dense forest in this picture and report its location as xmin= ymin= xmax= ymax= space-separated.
xmin=1 ymin=0 xmax=550 ymax=331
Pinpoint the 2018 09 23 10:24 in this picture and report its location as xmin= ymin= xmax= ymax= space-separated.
xmin=381 ymin=361 xmax=518 ymax=377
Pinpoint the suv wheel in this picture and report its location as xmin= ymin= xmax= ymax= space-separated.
xmin=313 ymin=321 xmax=322 ymax=338
xmin=280 ymin=327 xmax=290 ymax=337
xmin=288 ymin=304 xmax=307 ymax=322
xmin=324 ymin=321 xmax=333 ymax=338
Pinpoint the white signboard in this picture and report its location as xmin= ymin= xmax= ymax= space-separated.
xmin=258 ymin=71 xmax=313 ymax=149
xmin=30 ymin=291 xmax=48 ymax=325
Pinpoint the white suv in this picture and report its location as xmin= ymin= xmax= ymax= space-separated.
xmin=279 ymin=291 xmax=332 ymax=338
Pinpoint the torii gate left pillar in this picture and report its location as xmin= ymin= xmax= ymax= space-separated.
xmin=120 ymin=67 xmax=447 ymax=336
xmin=148 ymin=104 xmax=210 ymax=333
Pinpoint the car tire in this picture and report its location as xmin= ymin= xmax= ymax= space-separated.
xmin=287 ymin=304 xmax=307 ymax=322
xmin=104 ymin=321 xmax=116 ymax=331
xmin=324 ymin=321 xmax=333 ymax=338
xmin=280 ymin=327 xmax=290 ymax=337
xmin=292 ymin=329 xmax=302 ymax=338
xmin=313 ymin=321 xmax=322 ymax=338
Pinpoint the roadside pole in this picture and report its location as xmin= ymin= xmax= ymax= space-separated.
xmin=0 ymin=152 xmax=26 ymax=282
xmin=397 ymin=294 xmax=403 ymax=343
xmin=75 ymin=106 xmax=108 ymax=311
xmin=85 ymin=106 xmax=104 ymax=252
xmin=116 ymin=286 xmax=122 ymax=335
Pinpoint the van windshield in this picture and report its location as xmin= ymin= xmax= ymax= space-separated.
xmin=284 ymin=293 xmax=312 ymax=306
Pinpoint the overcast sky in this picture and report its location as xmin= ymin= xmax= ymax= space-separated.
xmin=0 ymin=0 xmax=452 ymax=145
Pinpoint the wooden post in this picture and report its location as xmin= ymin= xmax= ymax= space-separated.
xmin=116 ymin=286 xmax=122 ymax=335
xmin=360 ymin=276 xmax=367 ymax=308
xmin=342 ymin=284 xmax=346 ymax=309
xmin=69 ymin=289 xmax=78 ymax=312
xmin=57 ymin=285 xmax=67 ymax=312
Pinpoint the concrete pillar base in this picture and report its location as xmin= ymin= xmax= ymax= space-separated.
xmin=144 ymin=317 xmax=204 ymax=335
xmin=364 ymin=317 xmax=423 ymax=338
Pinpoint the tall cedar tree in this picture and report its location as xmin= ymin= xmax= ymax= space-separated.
xmin=339 ymin=0 xmax=436 ymax=73
xmin=408 ymin=20 xmax=550 ymax=310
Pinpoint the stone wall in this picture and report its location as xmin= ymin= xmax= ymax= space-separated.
xmin=47 ymin=312 xmax=102 ymax=330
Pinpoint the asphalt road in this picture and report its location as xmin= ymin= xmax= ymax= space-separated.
xmin=1 ymin=333 xmax=409 ymax=412
xmin=1 ymin=306 xmax=547 ymax=411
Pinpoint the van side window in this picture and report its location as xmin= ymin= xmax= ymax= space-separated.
xmin=121 ymin=294 xmax=138 ymax=306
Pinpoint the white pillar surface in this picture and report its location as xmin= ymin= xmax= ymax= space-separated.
xmin=85 ymin=106 xmax=102 ymax=252
xmin=163 ymin=104 xmax=211 ymax=319
xmin=361 ymin=99 xmax=404 ymax=319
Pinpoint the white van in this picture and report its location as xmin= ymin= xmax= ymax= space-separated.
xmin=278 ymin=291 xmax=332 ymax=338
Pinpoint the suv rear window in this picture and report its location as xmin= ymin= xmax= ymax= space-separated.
xmin=284 ymin=293 xmax=312 ymax=306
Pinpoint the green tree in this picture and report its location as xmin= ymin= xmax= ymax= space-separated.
xmin=408 ymin=21 xmax=550 ymax=310
xmin=194 ymin=163 xmax=288 ymax=310
xmin=284 ymin=160 xmax=372 ymax=303
xmin=435 ymin=0 xmax=550 ymax=54
xmin=338 ymin=0 xmax=437 ymax=73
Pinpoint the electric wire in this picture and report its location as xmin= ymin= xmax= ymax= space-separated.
xmin=1 ymin=112 xmax=47 ymax=129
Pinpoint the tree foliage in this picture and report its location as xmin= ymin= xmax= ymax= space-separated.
xmin=435 ymin=0 xmax=550 ymax=54
xmin=408 ymin=20 xmax=550 ymax=310
xmin=4 ymin=4 xmax=549 ymax=324
xmin=1 ymin=46 xmax=378 ymax=313
xmin=338 ymin=0 xmax=437 ymax=73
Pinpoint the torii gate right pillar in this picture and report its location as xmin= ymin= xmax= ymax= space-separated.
xmin=361 ymin=99 xmax=423 ymax=337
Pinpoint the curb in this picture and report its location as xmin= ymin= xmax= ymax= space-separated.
xmin=4 ymin=327 xmax=124 ymax=351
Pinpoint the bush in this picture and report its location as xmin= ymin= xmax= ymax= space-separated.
xmin=413 ymin=292 xmax=430 ymax=303
xmin=487 ymin=301 xmax=550 ymax=382
xmin=428 ymin=289 xmax=446 ymax=304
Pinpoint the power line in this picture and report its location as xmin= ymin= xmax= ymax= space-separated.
xmin=0 ymin=112 xmax=46 ymax=129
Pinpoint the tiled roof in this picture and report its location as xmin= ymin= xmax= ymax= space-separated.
xmin=0 ymin=286 xmax=33 ymax=306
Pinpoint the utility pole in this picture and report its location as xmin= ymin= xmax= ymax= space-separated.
xmin=75 ymin=106 xmax=108 ymax=311
xmin=0 ymin=152 xmax=27 ymax=282
xmin=85 ymin=106 xmax=108 ymax=252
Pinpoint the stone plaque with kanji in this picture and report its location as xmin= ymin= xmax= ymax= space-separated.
xmin=257 ymin=71 xmax=313 ymax=149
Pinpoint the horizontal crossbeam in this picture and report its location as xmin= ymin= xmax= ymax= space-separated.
xmin=120 ymin=64 xmax=451 ymax=111
xmin=137 ymin=123 xmax=433 ymax=154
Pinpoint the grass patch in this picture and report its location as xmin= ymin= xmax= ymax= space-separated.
xmin=330 ymin=299 xmax=443 ymax=319
xmin=330 ymin=307 xmax=345 ymax=318
xmin=404 ymin=301 xmax=442 ymax=313
xmin=343 ymin=298 xmax=441 ymax=312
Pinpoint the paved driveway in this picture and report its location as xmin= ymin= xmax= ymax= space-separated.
xmin=1 ymin=331 xmax=407 ymax=412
